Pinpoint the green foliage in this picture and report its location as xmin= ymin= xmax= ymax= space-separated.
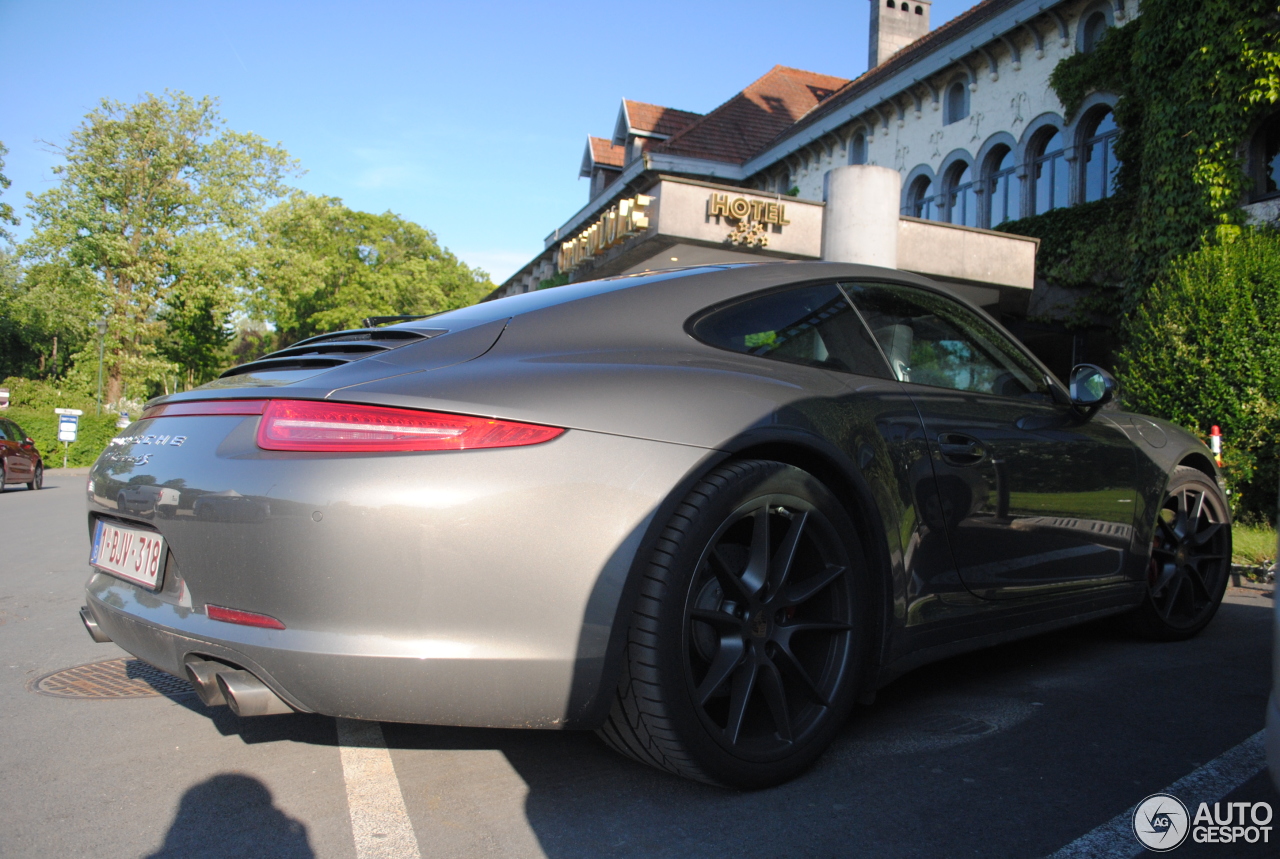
xmin=1049 ymin=3 xmax=1280 ymax=301
xmin=995 ymin=196 xmax=1134 ymax=325
xmin=1117 ymin=228 xmax=1280 ymax=519
xmin=252 ymin=194 xmax=492 ymax=344
xmin=0 ymin=141 xmax=18 ymax=245
xmin=537 ymin=271 xmax=570 ymax=290
xmin=20 ymin=91 xmax=299 ymax=399
xmin=4 ymin=407 xmax=119 ymax=468
xmin=1 ymin=375 xmax=95 ymax=412
xmin=1232 ymin=522 xmax=1276 ymax=564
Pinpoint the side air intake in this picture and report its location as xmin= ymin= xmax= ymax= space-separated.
xmin=220 ymin=327 xmax=446 ymax=378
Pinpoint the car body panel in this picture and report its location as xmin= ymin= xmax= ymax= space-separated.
xmin=0 ymin=418 xmax=41 ymax=485
xmin=83 ymin=261 xmax=1225 ymax=729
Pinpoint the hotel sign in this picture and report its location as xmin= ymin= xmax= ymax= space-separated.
xmin=707 ymin=194 xmax=791 ymax=248
xmin=559 ymin=195 xmax=653 ymax=271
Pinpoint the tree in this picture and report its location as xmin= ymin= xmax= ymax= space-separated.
xmin=20 ymin=92 xmax=298 ymax=402
xmin=0 ymin=141 xmax=18 ymax=245
xmin=251 ymin=194 xmax=491 ymax=344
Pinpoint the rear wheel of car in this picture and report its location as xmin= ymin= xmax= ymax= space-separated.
xmin=1127 ymin=466 xmax=1231 ymax=641
xmin=597 ymin=460 xmax=869 ymax=788
xmin=27 ymin=464 xmax=42 ymax=491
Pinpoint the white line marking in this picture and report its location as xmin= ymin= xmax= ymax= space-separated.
xmin=336 ymin=718 xmax=422 ymax=859
xmin=1047 ymin=729 xmax=1267 ymax=859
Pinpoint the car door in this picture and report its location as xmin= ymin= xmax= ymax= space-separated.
xmin=842 ymin=281 xmax=1138 ymax=600
xmin=7 ymin=421 xmax=35 ymax=479
xmin=0 ymin=420 xmax=17 ymax=483
xmin=691 ymin=281 xmax=966 ymax=616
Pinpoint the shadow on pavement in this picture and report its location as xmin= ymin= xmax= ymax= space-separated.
xmin=146 ymin=773 xmax=314 ymax=858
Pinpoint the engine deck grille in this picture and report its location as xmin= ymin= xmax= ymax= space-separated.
xmin=220 ymin=326 xmax=447 ymax=378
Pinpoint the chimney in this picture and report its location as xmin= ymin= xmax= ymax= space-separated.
xmin=869 ymin=0 xmax=931 ymax=68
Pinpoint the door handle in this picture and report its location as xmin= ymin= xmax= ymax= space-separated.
xmin=937 ymin=432 xmax=987 ymax=466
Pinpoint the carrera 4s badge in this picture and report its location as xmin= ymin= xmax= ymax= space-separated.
xmin=109 ymin=434 xmax=188 ymax=448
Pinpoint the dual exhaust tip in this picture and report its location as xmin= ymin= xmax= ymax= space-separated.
xmin=78 ymin=605 xmax=292 ymax=717
xmin=184 ymin=657 xmax=294 ymax=717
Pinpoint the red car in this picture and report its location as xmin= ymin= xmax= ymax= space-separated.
xmin=0 ymin=417 xmax=43 ymax=491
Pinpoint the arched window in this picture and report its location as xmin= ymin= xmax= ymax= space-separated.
xmin=915 ymin=5 xmax=924 ymax=13
xmin=849 ymin=131 xmax=868 ymax=165
xmin=986 ymin=145 xmax=1019 ymax=226
xmin=1249 ymin=113 xmax=1280 ymax=200
xmin=944 ymin=81 xmax=969 ymax=125
xmin=945 ymin=162 xmax=979 ymax=228
xmin=776 ymin=170 xmax=791 ymax=194
xmin=1082 ymin=109 xmax=1120 ymax=202
xmin=1031 ymin=128 xmax=1068 ymax=214
xmin=906 ymin=175 xmax=942 ymax=220
xmin=1081 ymin=11 xmax=1109 ymax=52
xmin=886 ymin=0 xmax=894 ymax=7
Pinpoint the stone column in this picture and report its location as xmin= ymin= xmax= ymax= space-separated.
xmin=821 ymin=164 xmax=901 ymax=269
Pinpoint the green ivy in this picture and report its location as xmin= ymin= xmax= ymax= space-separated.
xmin=1047 ymin=1 xmax=1280 ymax=301
xmin=537 ymin=271 xmax=571 ymax=290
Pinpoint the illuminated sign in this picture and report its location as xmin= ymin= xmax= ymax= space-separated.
xmin=559 ymin=195 xmax=653 ymax=271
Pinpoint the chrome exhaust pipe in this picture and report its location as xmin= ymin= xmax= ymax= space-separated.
xmin=183 ymin=657 xmax=228 ymax=707
xmin=79 ymin=606 xmax=111 ymax=643
xmin=216 ymin=669 xmax=294 ymax=717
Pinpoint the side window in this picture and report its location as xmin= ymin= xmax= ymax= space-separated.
xmin=842 ymin=282 xmax=1050 ymax=399
xmin=692 ymin=283 xmax=892 ymax=378
xmin=0 ymin=421 xmax=14 ymax=441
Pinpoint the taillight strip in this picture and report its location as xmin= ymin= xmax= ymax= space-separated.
xmin=142 ymin=400 xmax=267 ymax=419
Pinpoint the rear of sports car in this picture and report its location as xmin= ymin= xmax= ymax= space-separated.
xmin=81 ymin=302 xmax=711 ymax=728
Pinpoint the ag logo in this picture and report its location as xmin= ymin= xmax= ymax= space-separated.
xmin=1133 ymin=793 xmax=1190 ymax=851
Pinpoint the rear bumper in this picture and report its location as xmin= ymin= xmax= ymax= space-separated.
xmin=85 ymin=426 xmax=710 ymax=727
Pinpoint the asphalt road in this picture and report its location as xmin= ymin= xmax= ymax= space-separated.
xmin=1 ymin=468 xmax=1275 ymax=858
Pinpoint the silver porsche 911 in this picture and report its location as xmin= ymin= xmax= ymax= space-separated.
xmin=81 ymin=262 xmax=1230 ymax=788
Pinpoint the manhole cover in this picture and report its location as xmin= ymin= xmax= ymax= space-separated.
xmin=32 ymin=658 xmax=194 ymax=699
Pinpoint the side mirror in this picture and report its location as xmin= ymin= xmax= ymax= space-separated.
xmin=20 ymin=437 xmax=34 ymax=448
xmin=1069 ymin=364 xmax=1116 ymax=408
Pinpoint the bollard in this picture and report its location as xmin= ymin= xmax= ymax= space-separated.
xmin=1210 ymin=425 xmax=1223 ymax=467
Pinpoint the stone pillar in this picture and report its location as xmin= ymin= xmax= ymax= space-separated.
xmin=821 ymin=165 xmax=901 ymax=268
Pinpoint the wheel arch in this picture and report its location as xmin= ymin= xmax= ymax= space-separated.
xmin=572 ymin=429 xmax=894 ymax=729
xmin=1177 ymin=452 xmax=1217 ymax=483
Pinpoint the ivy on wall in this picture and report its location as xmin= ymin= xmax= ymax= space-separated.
xmin=1042 ymin=1 xmax=1280 ymax=301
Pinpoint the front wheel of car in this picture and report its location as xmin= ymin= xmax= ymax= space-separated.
xmin=1127 ymin=466 xmax=1232 ymax=641
xmin=597 ymin=460 xmax=869 ymax=788
xmin=27 ymin=464 xmax=42 ymax=491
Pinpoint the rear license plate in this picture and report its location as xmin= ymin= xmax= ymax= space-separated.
xmin=90 ymin=519 xmax=166 ymax=590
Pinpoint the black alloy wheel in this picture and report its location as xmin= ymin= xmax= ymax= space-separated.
xmin=598 ymin=460 xmax=867 ymax=788
xmin=1131 ymin=466 xmax=1231 ymax=640
xmin=27 ymin=464 xmax=42 ymax=491
xmin=683 ymin=497 xmax=855 ymax=758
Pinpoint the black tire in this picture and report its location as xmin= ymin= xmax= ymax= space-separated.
xmin=27 ymin=464 xmax=42 ymax=491
xmin=1127 ymin=466 xmax=1232 ymax=641
xmin=596 ymin=460 xmax=869 ymax=788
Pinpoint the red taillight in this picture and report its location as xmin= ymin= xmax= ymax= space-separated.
xmin=206 ymin=604 xmax=286 ymax=629
xmin=142 ymin=400 xmax=267 ymax=419
xmin=255 ymin=399 xmax=564 ymax=452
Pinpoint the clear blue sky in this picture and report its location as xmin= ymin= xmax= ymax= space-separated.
xmin=0 ymin=0 xmax=971 ymax=284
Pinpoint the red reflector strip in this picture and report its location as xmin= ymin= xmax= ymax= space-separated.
xmin=206 ymin=604 xmax=286 ymax=629
xmin=256 ymin=399 xmax=564 ymax=452
xmin=142 ymin=400 xmax=267 ymax=420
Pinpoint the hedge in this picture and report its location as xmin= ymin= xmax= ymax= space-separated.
xmin=3 ymin=407 xmax=119 ymax=469
xmin=1118 ymin=228 xmax=1280 ymax=521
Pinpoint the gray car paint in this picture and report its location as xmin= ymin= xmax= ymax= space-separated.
xmin=84 ymin=261 xmax=1222 ymax=729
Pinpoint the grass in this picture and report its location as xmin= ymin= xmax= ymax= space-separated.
xmin=1232 ymin=522 xmax=1277 ymax=566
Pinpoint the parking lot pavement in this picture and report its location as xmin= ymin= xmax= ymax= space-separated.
xmin=1 ymin=469 xmax=1275 ymax=858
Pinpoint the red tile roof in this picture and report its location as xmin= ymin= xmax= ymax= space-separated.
xmin=621 ymin=100 xmax=703 ymax=139
xmin=652 ymin=66 xmax=850 ymax=164
xmin=587 ymin=136 xmax=625 ymax=169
